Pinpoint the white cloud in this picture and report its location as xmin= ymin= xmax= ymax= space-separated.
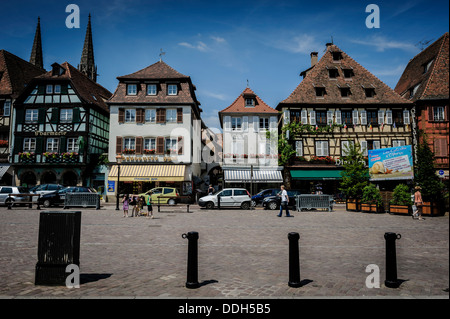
xmin=372 ymin=64 xmax=407 ymax=77
xmin=178 ymin=41 xmax=210 ymax=52
xmin=266 ymin=33 xmax=321 ymax=54
xmin=201 ymin=91 xmax=229 ymax=101
xmin=351 ymin=36 xmax=418 ymax=53
xmin=211 ymin=36 xmax=226 ymax=43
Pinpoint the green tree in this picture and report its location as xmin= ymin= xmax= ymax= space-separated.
xmin=414 ymin=135 xmax=445 ymax=202
xmin=339 ymin=142 xmax=370 ymax=199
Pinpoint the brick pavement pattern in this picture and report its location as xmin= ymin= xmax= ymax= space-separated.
xmin=0 ymin=204 xmax=448 ymax=298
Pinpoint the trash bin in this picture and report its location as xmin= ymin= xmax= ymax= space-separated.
xmin=35 ymin=211 xmax=81 ymax=286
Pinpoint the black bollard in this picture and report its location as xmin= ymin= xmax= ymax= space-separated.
xmin=384 ymin=232 xmax=401 ymax=288
xmin=182 ymin=231 xmax=200 ymax=289
xmin=288 ymin=232 xmax=302 ymax=288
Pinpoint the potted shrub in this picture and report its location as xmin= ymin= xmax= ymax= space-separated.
xmin=389 ymin=184 xmax=412 ymax=215
xmin=361 ymin=184 xmax=384 ymax=213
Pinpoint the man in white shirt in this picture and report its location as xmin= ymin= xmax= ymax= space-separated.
xmin=277 ymin=185 xmax=292 ymax=217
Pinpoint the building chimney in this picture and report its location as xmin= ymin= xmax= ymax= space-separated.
xmin=310 ymin=52 xmax=318 ymax=67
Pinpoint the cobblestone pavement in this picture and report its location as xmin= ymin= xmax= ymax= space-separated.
xmin=0 ymin=203 xmax=448 ymax=299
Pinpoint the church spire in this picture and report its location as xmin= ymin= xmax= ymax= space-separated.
xmin=30 ymin=17 xmax=44 ymax=69
xmin=78 ymin=14 xmax=97 ymax=82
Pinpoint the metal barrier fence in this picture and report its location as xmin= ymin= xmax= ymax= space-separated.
xmin=296 ymin=195 xmax=334 ymax=212
xmin=64 ymin=192 xmax=100 ymax=210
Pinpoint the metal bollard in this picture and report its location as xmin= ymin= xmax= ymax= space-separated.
xmin=182 ymin=231 xmax=200 ymax=289
xmin=288 ymin=232 xmax=302 ymax=288
xmin=384 ymin=232 xmax=401 ymax=288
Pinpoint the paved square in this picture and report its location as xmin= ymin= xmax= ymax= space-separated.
xmin=0 ymin=204 xmax=448 ymax=298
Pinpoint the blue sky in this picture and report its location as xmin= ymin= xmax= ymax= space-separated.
xmin=1 ymin=0 xmax=448 ymax=131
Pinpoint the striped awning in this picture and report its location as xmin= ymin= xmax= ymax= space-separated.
xmin=0 ymin=164 xmax=11 ymax=180
xmin=109 ymin=165 xmax=186 ymax=182
xmin=224 ymin=169 xmax=283 ymax=183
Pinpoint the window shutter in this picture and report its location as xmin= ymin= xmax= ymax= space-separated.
xmin=373 ymin=140 xmax=381 ymax=149
xmin=253 ymin=116 xmax=259 ymax=132
xmin=177 ymin=108 xmax=183 ymax=123
xmin=301 ymin=110 xmax=308 ymax=124
xmin=352 ymin=110 xmax=359 ymax=125
xmin=14 ymin=136 xmax=23 ymax=155
xmin=327 ymin=111 xmax=334 ymax=125
xmin=428 ymin=107 xmax=434 ymax=121
xmin=270 ymin=116 xmax=277 ymax=130
xmin=386 ymin=110 xmax=392 ymax=125
xmin=323 ymin=141 xmax=329 ymax=156
xmin=309 ymin=111 xmax=316 ymax=125
xmin=35 ymin=137 xmax=44 ymax=153
xmin=360 ymin=140 xmax=368 ymax=156
xmin=51 ymin=108 xmax=59 ymax=124
xmin=118 ymin=108 xmax=124 ymax=123
xmin=224 ymin=116 xmax=231 ymax=132
xmin=295 ymin=140 xmax=303 ymax=156
xmin=378 ymin=110 xmax=385 ymax=125
xmin=135 ymin=136 xmax=143 ymax=154
xmin=403 ymin=110 xmax=410 ymax=124
xmin=335 ymin=110 xmax=342 ymax=125
xmin=283 ymin=110 xmax=290 ymax=125
xmin=72 ymin=107 xmax=81 ymax=123
xmin=178 ymin=136 xmax=184 ymax=155
xmin=116 ymin=136 xmax=123 ymax=154
xmin=156 ymin=136 xmax=164 ymax=154
xmin=360 ymin=110 xmax=367 ymax=125
xmin=136 ymin=109 xmax=143 ymax=124
xmin=37 ymin=108 xmax=45 ymax=123
xmin=242 ymin=116 xmax=248 ymax=132
xmin=444 ymin=106 xmax=448 ymax=121
xmin=160 ymin=109 xmax=166 ymax=123
xmin=60 ymin=136 xmax=67 ymax=152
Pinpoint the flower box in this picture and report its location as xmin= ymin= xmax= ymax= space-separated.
xmin=389 ymin=204 xmax=411 ymax=215
xmin=422 ymin=202 xmax=444 ymax=217
xmin=346 ymin=198 xmax=361 ymax=212
xmin=361 ymin=203 xmax=384 ymax=213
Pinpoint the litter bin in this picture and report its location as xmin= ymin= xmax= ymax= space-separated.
xmin=35 ymin=211 xmax=81 ymax=286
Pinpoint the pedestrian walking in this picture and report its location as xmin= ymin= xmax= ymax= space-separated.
xmin=413 ymin=186 xmax=424 ymax=220
xmin=122 ymin=194 xmax=130 ymax=218
xmin=208 ymin=184 xmax=215 ymax=195
xmin=277 ymin=185 xmax=292 ymax=217
xmin=146 ymin=193 xmax=154 ymax=219
xmin=130 ymin=195 xmax=138 ymax=217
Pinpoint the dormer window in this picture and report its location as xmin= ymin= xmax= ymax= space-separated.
xmin=423 ymin=59 xmax=434 ymax=74
xmin=46 ymin=85 xmax=53 ymax=94
xmin=147 ymin=84 xmax=157 ymax=95
xmin=127 ymin=84 xmax=137 ymax=95
xmin=340 ymin=87 xmax=351 ymax=98
xmin=245 ymin=98 xmax=255 ymax=107
xmin=328 ymin=68 xmax=339 ymax=79
xmin=410 ymin=83 xmax=420 ymax=99
xmin=315 ymin=87 xmax=326 ymax=97
xmin=364 ymin=88 xmax=376 ymax=98
xmin=343 ymin=68 xmax=354 ymax=79
xmin=168 ymin=84 xmax=178 ymax=96
xmin=332 ymin=51 xmax=342 ymax=62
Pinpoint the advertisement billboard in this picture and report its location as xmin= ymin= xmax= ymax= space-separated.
xmin=368 ymin=145 xmax=414 ymax=181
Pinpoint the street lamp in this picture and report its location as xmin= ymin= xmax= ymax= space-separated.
xmin=115 ymin=155 xmax=122 ymax=210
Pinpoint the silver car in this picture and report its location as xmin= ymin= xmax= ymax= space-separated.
xmin=0 ymin=186 xmax=30 ymax=206
xmin=198 ymin=188 xmax=252 ymax=209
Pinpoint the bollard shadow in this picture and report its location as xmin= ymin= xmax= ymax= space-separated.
xmin=300 ymin=279 xmax=313 ymax=287
xmin=199 ymin=279 xmax=219 ymax=287
xmin=80 ymin=273 xmax=112 ymax=285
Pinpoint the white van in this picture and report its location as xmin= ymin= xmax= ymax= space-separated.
xmin=198 ymin=188 xmax=252 ymax=209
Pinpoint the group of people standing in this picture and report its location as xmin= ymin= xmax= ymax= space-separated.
xmin=121 ymin=194 xmax=154 ymax=218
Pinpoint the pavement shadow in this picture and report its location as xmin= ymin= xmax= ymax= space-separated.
xmin=199 ymin=279 xmax=219 ymax=287
xmin=80 ymin=273 xmax=112 ymax=285
xmin=300 ymin=279 xmax=313 ymax=287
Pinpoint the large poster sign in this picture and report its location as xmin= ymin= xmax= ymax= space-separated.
xmin=368 ymin=145 xmax=414 ymax=181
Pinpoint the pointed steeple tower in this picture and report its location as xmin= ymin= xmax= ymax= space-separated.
xmin=30 ymin=17 xmax=44 ymax=69
xmin=78 ymin=14 xmax=97 ymax=82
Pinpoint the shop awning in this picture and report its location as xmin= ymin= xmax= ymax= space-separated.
xmin=224 ymin=169 xmax=283 ymax=183
xmin=290 ymin=169 xmax=342 ymax=180
xmin=109 ymin=165 xmax=185 ymax=182
xmin=0 ymin=164 xmax=11 ymax=180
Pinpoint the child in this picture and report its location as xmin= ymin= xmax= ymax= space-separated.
xmin=122 ymin=194 xmax=130 ymax=217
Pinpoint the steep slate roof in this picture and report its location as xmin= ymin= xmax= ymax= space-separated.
xmin=0 ymin=50 xmax=45 ymax=98
xmin=108 ymin=60 xmax=200 ymax=107
xmin=278 ymin=43 xmax=411 ymax=108
xmin=34 ymin=61 xmax=112 ymax=112
xmin=220 ymin=87 xmax=278 ymax=114
xmin=395 ymin=32 xmax=449 ymax=101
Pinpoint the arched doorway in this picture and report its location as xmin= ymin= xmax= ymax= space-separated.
xmin=21 ymin=171 xmax=37 ymax=188
xmin=41 ymin=171 xmax=57 ymax=184
xmin=61 ymin=170 xmax=78 ymax=186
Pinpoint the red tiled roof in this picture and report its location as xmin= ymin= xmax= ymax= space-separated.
xmin=219 ymin=87 xmax=278 ymax=114
xmin=0 ymin=50 xmax=45 ymax=98
xmin=395 ymin=32 xmax=449 ymax=101
xmin=108 ymin=60 xmax=201 ymax=107
xmin=278 ymin=44 xmax=411 ymax=108
xmin=35 ymin=62 xmax=112 ymax=112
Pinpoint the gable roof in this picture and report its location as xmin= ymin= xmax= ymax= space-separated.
xmin=117 ymin=60 xmax=189 ymax=80
xmin=277 ymin=43 xmax=411 ymax=108
xmin=0 ymin=49 xmax=45 ymax=98
xmin=219 ymin=87 xmax=278 ymax=115
xmin=34 ymin=61 xmax=112 ymax=112
xmin=395 ymin=32 xmax=449 ymax=101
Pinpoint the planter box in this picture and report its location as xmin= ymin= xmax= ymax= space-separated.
xmin=389 ymin=204 xmax=411 ymax=215
xmin=346 ymin=198 xmax=361 ymax=212
xmin=422 ymin=202 xmax=444 ymax=217
xmin=361 ymin=203 xmax=384 ymax=213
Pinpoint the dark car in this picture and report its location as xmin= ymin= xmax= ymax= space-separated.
xmin=262 ymin=189 xmax=301 ymax=210
xmin=251 ymin=189 xmax=281 ymax=206
xmin=38 ymin=186 xmax=95 ymax=208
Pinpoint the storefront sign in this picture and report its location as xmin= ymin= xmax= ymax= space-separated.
xmin=368 ymin=145 xmax=414 ymax=181
xmin=35 ymin=131 xmax=67 ymax=136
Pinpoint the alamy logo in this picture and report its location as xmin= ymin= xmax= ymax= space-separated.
xmin=66 ymin=264 xmax=80 ymax=288
xmin=65 ymin=4 xmax=80 ymax=29
xmin=365 ymin=4 xmax=380 ymax=29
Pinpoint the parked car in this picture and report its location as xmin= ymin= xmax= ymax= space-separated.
xmin=251 ymin=189 xmax=281 ymax=206
xmin=0 ymin=186 xmax=30 ymax=206
xmin=29 ymin=184 xmax=64 ymax=201
xmin=38 ymin=186 xmax=96 ymax=208
xmin=262 ymin=189 xmax=301 ymax=210
xmin=138 ymin=187 xmax=180 ymax=205
xmin=198 ymin=188 xmax=252 ymax=209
